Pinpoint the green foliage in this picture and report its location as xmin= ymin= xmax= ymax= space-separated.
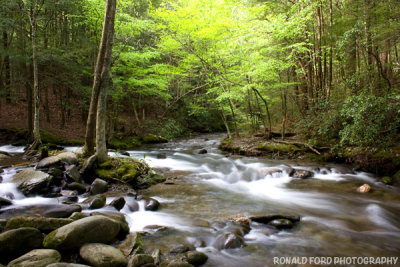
xmin=339 ymin=94 xmax=400 ymax=148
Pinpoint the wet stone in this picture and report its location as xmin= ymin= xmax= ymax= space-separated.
xmin=109 ymin=197 xmax=126 ymax=211
xmin=186 ymin=251 xmax=208 ymax=266
xmin=90 ymin=178 xmax=108 ymax=195
xmin=144 ymin=198 xmax=160 ymax=211
xmin=7 ymin=249 xmax=61 ymax=267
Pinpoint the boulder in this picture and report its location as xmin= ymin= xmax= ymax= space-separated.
xmin=0 ymin=197 xmax=12 ymax=208
xmin=6 ymin=217 xmax=73 ymax=232
xmin=144 ymin=198 xmax=160 ymax=211
xmin=80 ymin=243 xmax=127 ymax=267
xmin=80 ymin=155 xmax=98 ymax=182
xmin=36 ymin=152 xmax=77 ymax=169
xmin=212 ymin=233 xmax=245 ymax=249
xmin=0 ymin=227 xmax=43 ymax=263
xmin=65 ymin=165 xmax=81 ymax=182
xmin=90 ymin=178 xmax=108 ymax=195
xmin=7 ymin=249 xmax=61 ymax=267
xmin=109 ymin=197 xmax=126 ymax=211
xmin=118 ymin=232 xmax=144 ymax=256
xmin=186 ymin=251 xmax=208 ymax=266
xmin=43 ymin=215 xmax=120 ymax=250
xmin=127 ymin=254 xmax=154 ymax=267
xmin=288 ymin=169 xmax=313 ymax=179
xmin=43 ymin=204 xmax=82 ymax=218
xmin=90 ymin=212 xmax=130 ymax=238
xmin=11 ymin=168 xmax=51 ymax=195
xmin=267 ymin=219 xmax=294 ymax=229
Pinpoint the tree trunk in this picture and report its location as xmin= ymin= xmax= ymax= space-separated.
xmin=252 ymin=88 xmax=272 ymax=139
xmin=84 ymin=0 xmax=116 ymax=155
xmin=28 ymin=0 xmax=41 ymax=151
xmin=95 ymin=0 xmax=116 ymax=162
xmin=220 ymin=109 xmax=231 ymax=139
xmin=3 ymin=32 xmax=11 ymax=103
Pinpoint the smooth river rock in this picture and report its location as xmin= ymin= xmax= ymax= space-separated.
xmin=36 ymin=152 xmax=77 ymax=169
xmin=0 ymin=227 xmax=43 ymax=263
xmin=43 ymin=215 xmax=120 ymax=250
xmin=11 ymin=168 xmax=51 ymax=195
xmin=186 ymin=251 xmax=208 ymax=266
xmin=7 ymin=249 xmax=61 ymax=267
xmin=80 ymin=243 xmax=127 ymax=267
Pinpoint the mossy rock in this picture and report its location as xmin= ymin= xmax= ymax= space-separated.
xmin=94 ymin=158 xmax=163 ymax=189
xmin=98 ymin=160 xmax=113 ymax=169
xmin=257 ymin=142 xmax=303 ymax=153
xmin=142 ymin=134 xmax=168 ymax=144
xmin=6 ymin=217 xmax=73 ymax=232
xmin=108 ymin=136 xmax=142 ymax=150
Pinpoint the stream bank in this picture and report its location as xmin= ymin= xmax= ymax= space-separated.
xmin=219 ymin=135 xmax=400 ymax=182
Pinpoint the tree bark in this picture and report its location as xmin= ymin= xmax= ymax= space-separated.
xmin=95 ymin=0 xmax=116 ymax=162
xmin=3 ymin=32 xmax=11 ymax=103
xmin=252 ymin=88 xmax=272 ymax=139
xmin=84 ymin=0 xmax=116 ymax=155
xmin=28 ymin=0 xmax=41 ymax=151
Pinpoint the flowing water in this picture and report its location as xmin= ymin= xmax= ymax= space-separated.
xmin=1 ymin=135 xmax=400 ymax=266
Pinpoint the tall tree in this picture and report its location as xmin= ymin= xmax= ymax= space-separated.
xmin=84 ymin=0 xmax=116 ymax=157
xmin=28 ymin=0 xmax=42 ymax=150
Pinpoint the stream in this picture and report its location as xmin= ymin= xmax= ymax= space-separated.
xmin=1 ymin=134 xmax=400 ymax=266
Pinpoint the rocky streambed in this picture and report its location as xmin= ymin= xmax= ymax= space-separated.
xmin=1 ymin=134 xmax=400 ymax=267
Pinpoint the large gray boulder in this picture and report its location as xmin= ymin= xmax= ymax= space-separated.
xmin=43 ymin=215 xmax=120 ymax=250
xmin=0 ymin=227 xmax=43 ymax=263
xmin=7 ymin=249 xmax=61 ymax=267
xmin=36 ymin=152 xmax=77 ymax=169
xmin=11 ymin=168 xmax=51 ymax=195
xmin=80 ymin=243 xmax=127 ymax=267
